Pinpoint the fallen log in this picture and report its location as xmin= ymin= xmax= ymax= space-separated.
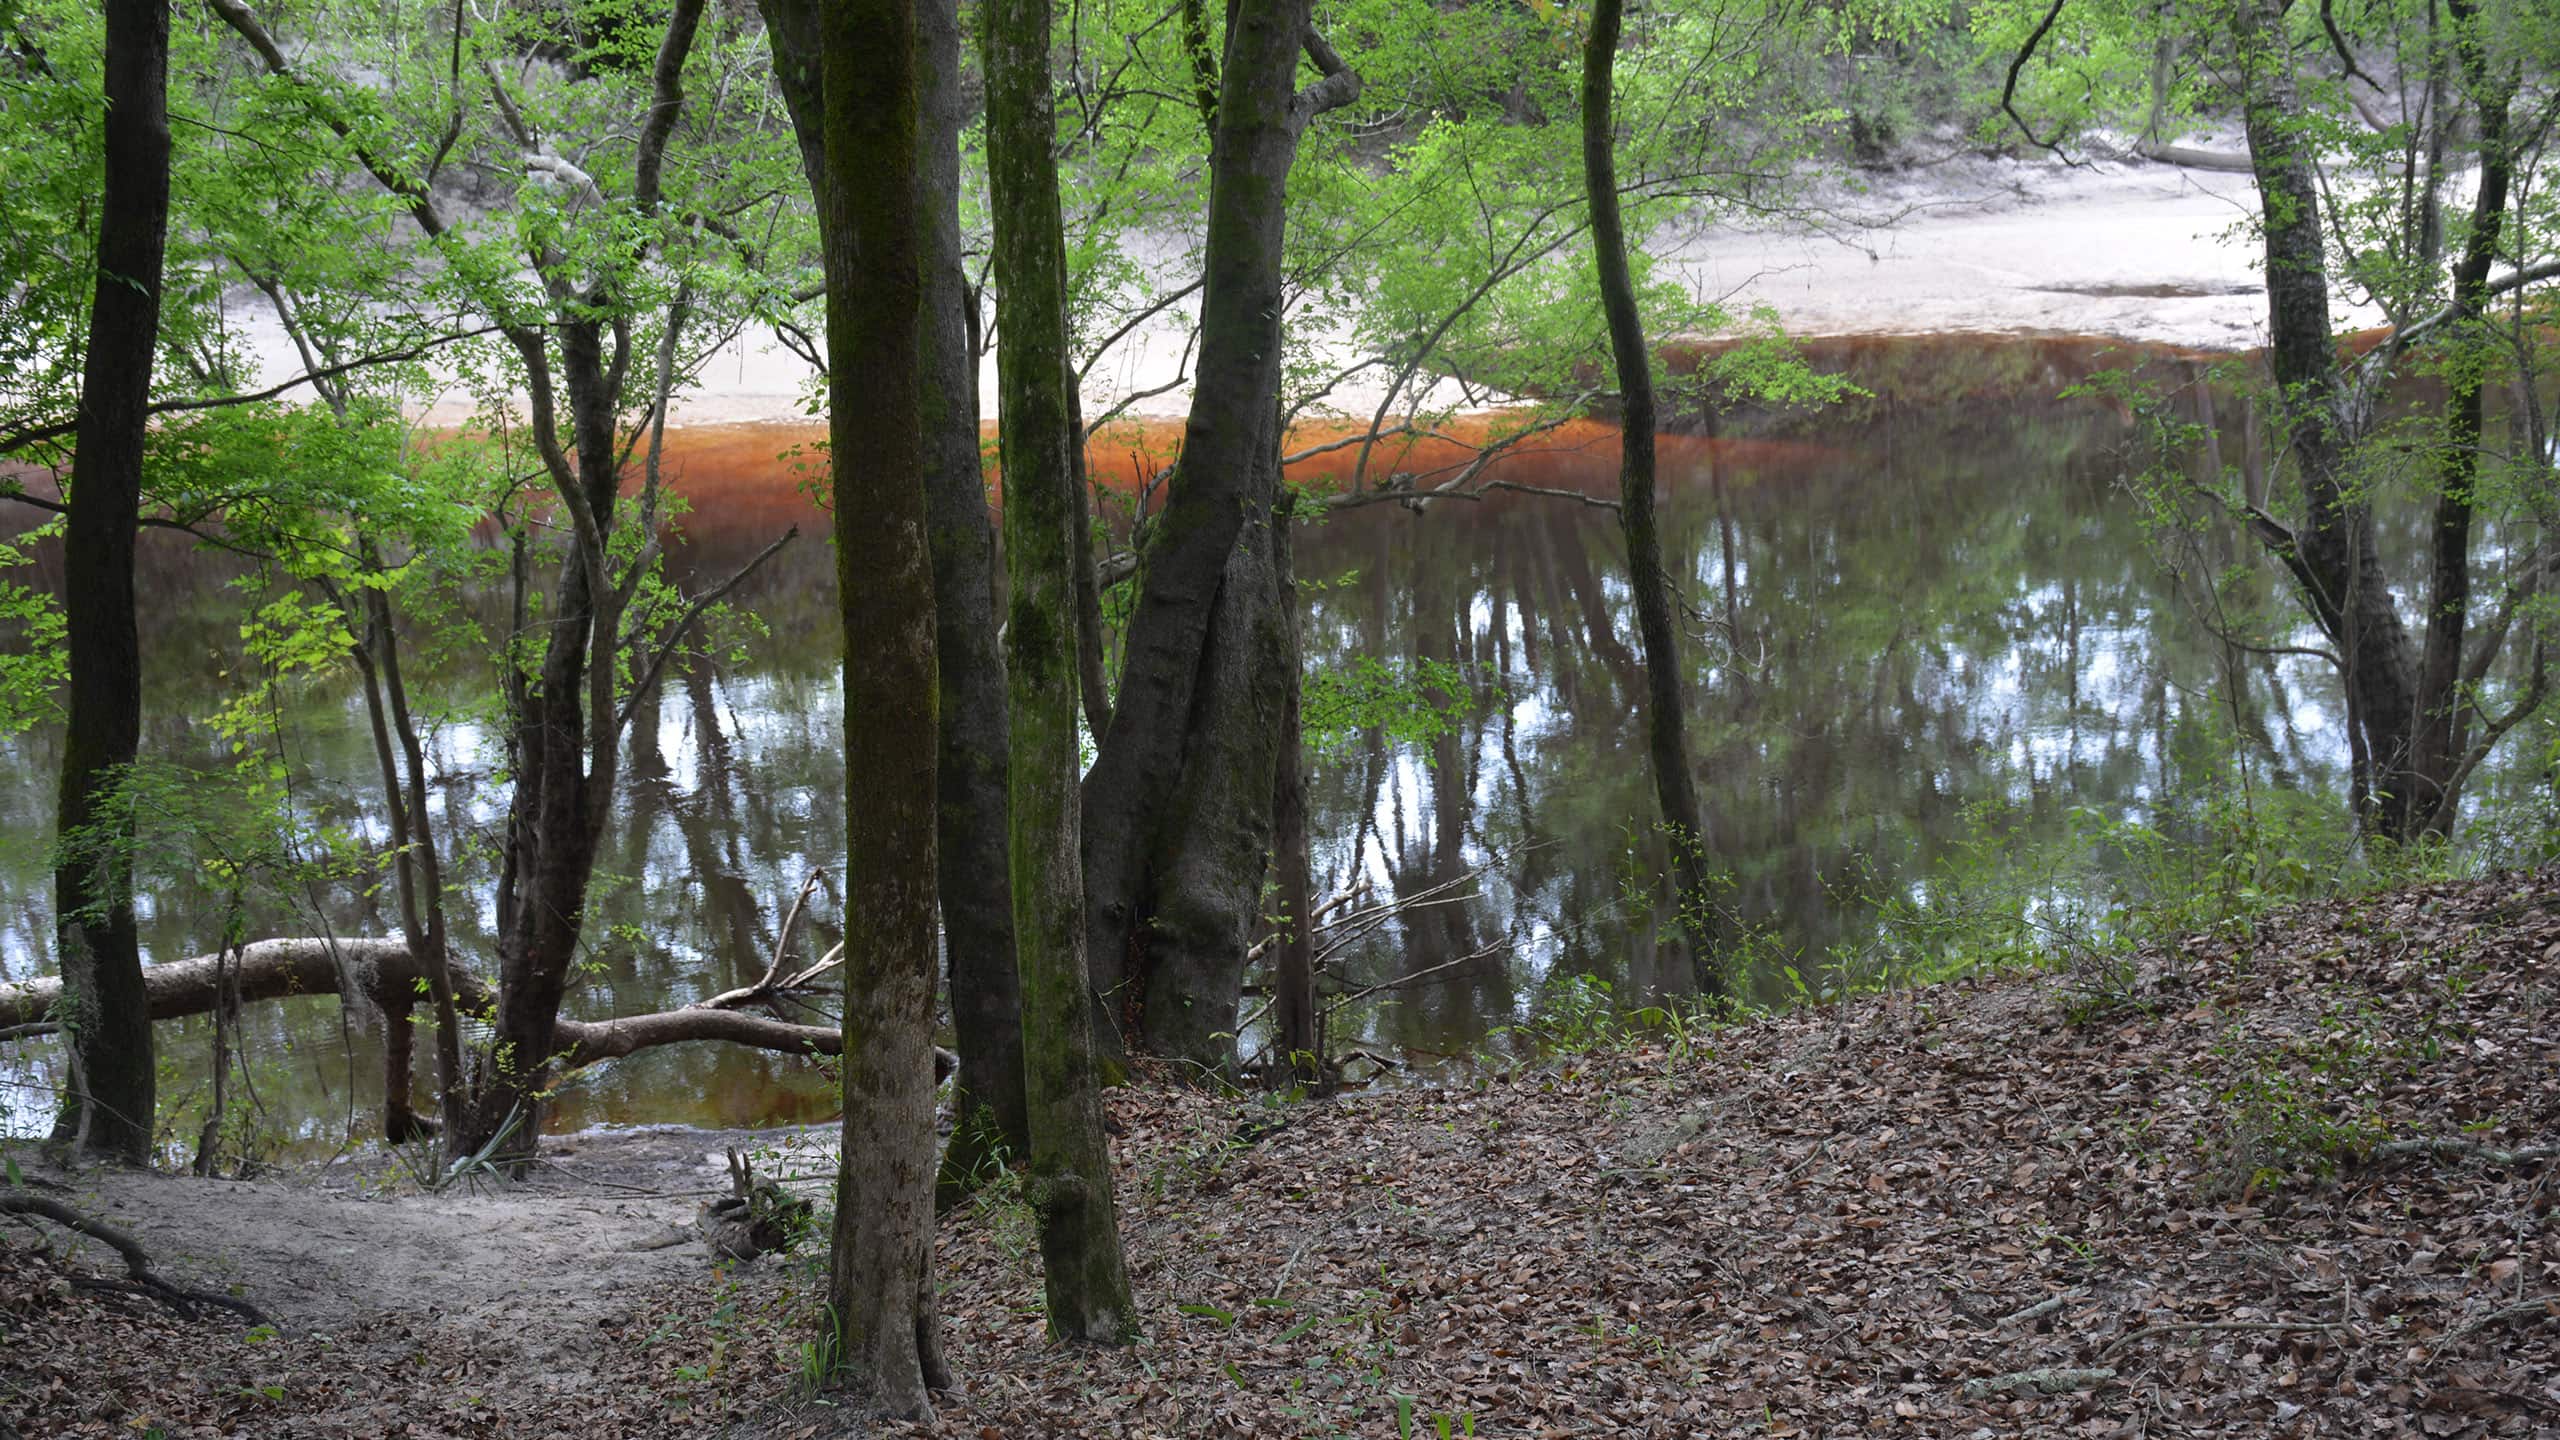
xmin=2130 ymin=138 xmax=2255 ymax=173
xmin=0 ymin=938 xmax=954 ymax=1130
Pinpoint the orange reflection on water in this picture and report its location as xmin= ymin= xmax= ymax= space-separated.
xmin=635 ymin=412 xmax=1850 ymax=544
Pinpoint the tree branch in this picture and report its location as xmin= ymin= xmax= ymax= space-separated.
xmin=0 ymin=1195 xmax=271 ymax=1326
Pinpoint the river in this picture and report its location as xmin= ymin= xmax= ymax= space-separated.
xmin=6 ymin=332 xmax=2484 ymax=1149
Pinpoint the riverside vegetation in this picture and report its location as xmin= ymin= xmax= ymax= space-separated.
xmin=3 ymin=0 xmax=2559 ymax=1429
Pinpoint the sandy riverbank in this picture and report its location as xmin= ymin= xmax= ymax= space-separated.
xmin=215 ymin=152 xmax=2301 ymax=432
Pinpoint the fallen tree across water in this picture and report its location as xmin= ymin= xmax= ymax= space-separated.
xmin=0 ymin=939 xmax=952 ymax=1141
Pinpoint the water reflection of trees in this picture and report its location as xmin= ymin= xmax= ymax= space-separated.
xmin=1296 ymin=341 xmax=2344 ymax=1048
xmin=3 ymin=339 xmax=2410 ymax=1132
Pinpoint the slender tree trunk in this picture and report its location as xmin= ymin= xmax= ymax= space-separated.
xmin=983 ymin=0 xmax=1140 ymax=1337
xmin=1271 ymin=511 xmax=1318 ymax=1088
xmin=1066 ymin=386 xmax=1116 ymax=741
xmin=2408 ymin=1 xmax=2515 ymax=839
xmin=1079 ymin=0 xmax=1353 ymax=1064
xmin=821 ymin=0 xmax=946 ymax=1411
xmin=52 ymin=0 xmax=172 ymax=1164
xmin=1582 ymin=0 xmax=1719 ymax=995
xmin=2235 ymin=0 xmax=2423 ymax=841
xmin=345 ymin=579 xmax=466 ymax=1144
xmin=758 ymin=0 xmax=1026 ymax=1188
xmin=917 ymin=0 xmax=1029 ymax=1203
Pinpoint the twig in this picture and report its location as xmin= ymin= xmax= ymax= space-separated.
xmin=2096 ymin=1318 xmax=2346 ymax=1361
xmin=2443 ymin=1296 xmax=2559 ymax=1347
xmin=1962 ymin=1366 xmax=2114 ymax=1400
xmin=2362 ymin=1137 xmax=2558 ymax=1169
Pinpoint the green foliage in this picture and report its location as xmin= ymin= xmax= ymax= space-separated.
xmin=1300 ymin=653 xmax=1489 ymax=760
xmin=0 ymin=517 xmax=67 ymax=733
xmin=2200 ymin=986 xmax=2460 ymax=1196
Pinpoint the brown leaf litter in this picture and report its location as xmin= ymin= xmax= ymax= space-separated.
xmin=6 ymin=871 xmax=2555 ymax=1437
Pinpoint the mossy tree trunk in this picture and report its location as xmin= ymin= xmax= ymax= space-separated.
xmin=919 ymin=0 xmax=1029 ymax=1205
xmin=759 ymin=0 xmax=1028 ymax=1188
xmin=1078 ymin=0 xmax=1356 ymax=1071
xmin=820 ymin=0 xmax=948 ymax=1413
xmin=1581 ymin=0 xmax=1720 ymax=996
xmin=52 ymin=0 xmax=172 ymax=1164
xmin=982 ymin=0 xmax=1140 ymax=1340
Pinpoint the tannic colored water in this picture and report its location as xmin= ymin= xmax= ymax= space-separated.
xmin=0 ymin=335 xmax=2395 ymax=1145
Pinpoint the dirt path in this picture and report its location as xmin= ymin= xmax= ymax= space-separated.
xmin=8 ymin=1124 xmax=839 ymax=1411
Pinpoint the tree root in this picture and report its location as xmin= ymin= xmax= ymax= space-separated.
xmin=2361 ymin=1136 xmax=2558 ymax=1169
xmin=1961 ymin=1366 xmax=2116 ymax=1400
xmin=2444 ymin=1296 xmax=2558 ymax=1346
xmin=0 ymin=1194 xmax=271 ymax=1327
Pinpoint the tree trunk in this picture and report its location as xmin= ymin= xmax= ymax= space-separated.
xmin=759 ymin=0 xmax=1026 ymax=1194
xmin=52 ymin=0 xmax=172 ymax=1165
xmin=983 ymin=0 xmax=1141 ymax=1337
xmin=2235 ymin=0 xmax=2422 ymax=842
xmin=918 ymin=0 xmax=1029 ymax=1205
xmin=1582 ymin=0 xmax=1720 ymax=996
xmin=821 ymin=0 xmax=946 ymax=1411
xmin=1079 ymin=0 xmax=1353 ymax=1065
xmin=2406 ymin=0 xmax=2515 ymax=839
xmin=346 ymin=577 xmax=468 ymax=1146
xmin=1134 ymin=429 xmax=1291 ymax=1072
xmin=464 ymin=326 xmax=623 ymax=1162
xmin=1270 ymin=511 xmax=1318 ymax=1088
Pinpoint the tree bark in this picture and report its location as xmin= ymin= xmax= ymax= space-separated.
xmin=52 ymin=0 xmax=172 ymax=1164
xmin=1582 ymin=0 xmax=1720 ymax=995
xmin=759 ymin=0 xmax=1027 ymax=1197
xmin=2406 ymin=0 xmax=2515 ymax=839
xmin=1079 ymin=0 xmax=1354 ymax=1065
xmin=918 ymin=0 xmax=1030 ymax=1206
xmin=983 ymin=0 xmax=1141 ymax=1338
xmin=2235 ymin=0 xmax=2422 ymax=842
xmin=821 ymin=0 xmax=946 ymax=1411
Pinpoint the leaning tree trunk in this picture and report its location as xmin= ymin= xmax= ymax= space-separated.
xmin=2236 ymin=0 xmax=2422 ymax=841
xmin=983 ymin=0 xmax=1140 ymax=1336
xmin=1078 ymin=0 xmax=1355 ymax=1068
xmin=1582 ymin=0 xmax=1720 ymax=996
xmin=820 ymin=0 xmax=948 ymax=1411
xmin=52 ymin=0 xmax=172 ymax=1164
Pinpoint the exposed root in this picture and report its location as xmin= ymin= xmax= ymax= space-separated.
xmin=2361 ymin=1136 xmax=2559 ymax=1169
xmin=0 ymin=1193 xmax=272 ymax=1327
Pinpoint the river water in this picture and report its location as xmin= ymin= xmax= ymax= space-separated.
xmin=3 ymin=333 xmax=2454 ymax=1146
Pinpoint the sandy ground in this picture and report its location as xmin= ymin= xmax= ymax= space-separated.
xmin=218 ymin=153 xmax=2303 ymax=430
xmin=1663 ymin=154 xmax=2288 ymax=348
xmin=10 ymin=1123 xmax=840 ymax=1396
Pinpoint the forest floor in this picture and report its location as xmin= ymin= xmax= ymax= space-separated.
xmin=5 ymin=868 xmax=2557 ymax=1438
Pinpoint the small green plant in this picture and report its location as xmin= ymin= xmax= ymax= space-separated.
xmin=2057 ymin=947 xmax=2151 ymax=1027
